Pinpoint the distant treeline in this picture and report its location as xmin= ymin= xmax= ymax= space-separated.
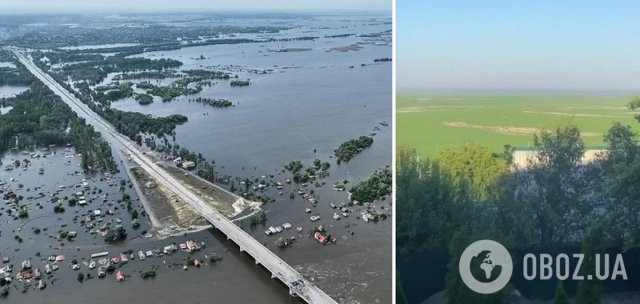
xmin=63 ymin=56 xmax=182 ymax=84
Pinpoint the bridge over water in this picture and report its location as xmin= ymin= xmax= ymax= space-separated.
xmin=10 ymin=48 xmax=337 ymax=304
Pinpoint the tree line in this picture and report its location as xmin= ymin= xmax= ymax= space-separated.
xmin=32 ymin=52 xmax=182 ymax=85
xmin=397 ymin=116 xmax=640 ymax=303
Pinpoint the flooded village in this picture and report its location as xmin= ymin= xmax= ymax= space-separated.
xmin=0 ymin=11 xmax=392 ymax=304
xmin=0 ymin=146 xmax=221 ymax=296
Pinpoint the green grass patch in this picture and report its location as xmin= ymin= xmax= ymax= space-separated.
xmin=397 ymin=92 xmax=640 ymax=156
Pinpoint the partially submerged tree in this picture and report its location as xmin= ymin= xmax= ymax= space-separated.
xmin=104 ymin=227 xmax=127 ymax=242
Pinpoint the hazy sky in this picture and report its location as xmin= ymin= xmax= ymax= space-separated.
xmin=0 ymin=0 xmax=390 ymax=13
xmin=398 ymin=0 xmax=640 ymax=91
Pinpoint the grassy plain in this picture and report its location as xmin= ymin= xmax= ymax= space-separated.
xmin=397 ymin=92 xmax=640 ymax=156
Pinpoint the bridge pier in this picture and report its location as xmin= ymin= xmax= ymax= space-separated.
xmin=239 ymin=247 xmax=244 ymax=252
xmin=271 ymin=272 xmax=276 ymax=279
xmin=255 ymin=260 xmax=260 ymax=265
xmin=289 ymin=288 xmax=295 ymax=296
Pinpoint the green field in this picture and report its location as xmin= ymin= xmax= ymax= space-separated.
xmin=397 ymin=92 xmax=640 ymax=156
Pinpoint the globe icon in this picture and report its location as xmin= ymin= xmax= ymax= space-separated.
xmin=470 ymin=250 xmax=503 ymax=283
xmin=459 ymin=240 xmax=513 ymax=294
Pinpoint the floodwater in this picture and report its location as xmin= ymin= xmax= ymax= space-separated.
xmin=116 ymin=15 xmax=391 ymax=182
xmin=0 ymin=148 xmax=298 ymax=304
xmin=0 ymin=106 xmax=12 ymax=115
xmin=6 ymin=13 xmax=392 ymax=304
xmin=0 ymin=62 xmax=17 ymax=68
xmin=0 ymin=86 xmax=29 ymax=98
xmin=111 ymin=14 xmax=392 ymax=303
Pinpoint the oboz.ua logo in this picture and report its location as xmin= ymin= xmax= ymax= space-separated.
xmin=459 ymin=240 xmax=513 ymax=294
xmin=459 ymin=240 xmax=629 ymax=295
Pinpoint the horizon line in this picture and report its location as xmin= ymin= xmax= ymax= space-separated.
xmin=397 ymin=87 xmax=640 ymax=95
xmin=0 ymin=8 xmax=392 ymax=15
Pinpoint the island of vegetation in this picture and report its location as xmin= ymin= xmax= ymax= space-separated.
xmin=188 ymin=97 xmax=233 ymax=108
xmin=93 ymin=82 xmax=134 ymax=102
xmin=230 ymin=79 xmax=250 ymax=87
xmin=141 ymin=82 xmax=201 ymax=102
xmin=283 ymin=159 xmax=332 ymax=183
xmin=349 ymin=168 xmax=391 ymax=203
xmin=125 ymin=70 xmax=231 ymax=102
xmin=273 ymin=48 xmax=312 ymax=52
xmin=134 ymin=93 xmax=154 ymax=105
xmin=334 ymin=136 xmax=374 ymax=162
xmin=35 ymin=53 xmax=183 ymax=85
xmin=114 ymin=70 xmax=177 ymax=80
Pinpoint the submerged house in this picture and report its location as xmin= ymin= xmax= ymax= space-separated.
xmin=181 ymin=161 xmax=196 ymax=170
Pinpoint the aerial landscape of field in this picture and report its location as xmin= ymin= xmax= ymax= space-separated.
xmin=397 ymin=92 xmax=640 ymax=157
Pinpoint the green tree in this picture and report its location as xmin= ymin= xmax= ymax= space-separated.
xmin=104 ymin=227 xmax=127 ymax=242
xmin=554 ymin=280 xmax=569 ymax=304
xmin=506 ymin=124 xmax=587 ymax=245
xmin=576 ymin=226 xmax=604 ymax=304
xmin=349 ymin=168 xmax=391 ymax=203
xmin=439 ymin=144 xmax=505 ymax=201
xmin=533 ymin=123 xmax=585 ymax=171
xmin=445 ymin=226 xmax=506 ymax=304
xmin=396 ymin=272 xmax=409 ymax=304
xmin=284 ymin=160 xmax=303 ymax=173
xmin=601 ymin=123 xmax=640 ymax=248
xmin=396 ymin=147 xmax=471 ymax=257
xmin=334 ymin=136 xmax=374 ymax=162
xmin=604 ymin=122 xmax=638 ymax=164
xmin=501 ymin=144 xmax=516 ymax=166
xmin=627 ymin=95 xmax=640 ymax=119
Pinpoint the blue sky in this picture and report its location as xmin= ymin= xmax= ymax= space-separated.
xmin=398 ymin=0 xmax=640 ymax=91
xmin=0 ymin=0 xmax=390 ymax=13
